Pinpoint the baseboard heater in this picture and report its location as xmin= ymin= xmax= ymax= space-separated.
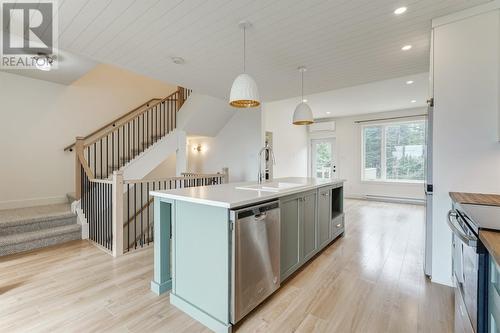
xmin=363 ymin=194 xmax=425 ymax=205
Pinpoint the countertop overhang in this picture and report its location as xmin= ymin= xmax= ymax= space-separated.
xmin=150 ymin=177 xmax=345 ymax=209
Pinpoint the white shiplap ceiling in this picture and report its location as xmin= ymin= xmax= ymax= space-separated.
xmin=24 ymin=0 xmax=494 ymax=100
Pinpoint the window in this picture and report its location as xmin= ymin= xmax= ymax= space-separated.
xmin=362 ymin=120 xmax=425 ymax=182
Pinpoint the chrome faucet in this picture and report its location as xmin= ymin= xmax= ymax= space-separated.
xmin=258 ymin=143 xmax=276 ymax=183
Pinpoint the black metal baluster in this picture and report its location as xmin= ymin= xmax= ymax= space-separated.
xmin=175 ymin=93 xmax=178 ymax=128
xmin=122 ymin=125 xmax=125 ymax=168
xmin=156 ymin=105 xmax=159 ymax=141
xmin=112 ymin=131 xmax=115 ymax=174
xmin=134 ymin=184 xmax=137 ymax=249
xmin=117 ymin=127 xmax=120 ymax=169
xmin=93 ymin=143 xmax=96 ymax=178
xmin=140 ymin=183 xmax=144 ymax=246
xmin=106 ymin=136 xmax=109 ymax=178
xmin=164 ymin=102 xmax=167 ymax=136
xmin=109 ymin=184 xmax=112 ymax=250
xmin=127 ymin=183 xmax=130 ymax=252
xmin=128 ymin=122 xmax=131 ymax=163
xmin=147 ymin=182 xmax=150 ymax=245
xmin=93 ymin=182 xmax=96 ymax=243
xmin=100 ymin=140 xmax=103 ymax=180
xmin=106 ymin=183 xmax=108 ymax=249
xmin=132 ymin=119 xmax=135 ymax=158
xmin=105 ymin=184 xmax=113 ymax=250
xmin=100 ymin=183 xmax=103 ymax=247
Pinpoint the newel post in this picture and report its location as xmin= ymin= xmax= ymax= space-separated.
xmin=74 ymin=137 xmax=85 ymax=200
xmin=177 ymin=86 xmax=184 ymax=109
xmin=112 ymin=171 xmax=124 ymax=257
xmin=222 ymin=167 xmax=229 ymax=184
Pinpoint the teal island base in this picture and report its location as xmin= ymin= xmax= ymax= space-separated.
xmin=149 ymin=178 xmax=345 ymax=333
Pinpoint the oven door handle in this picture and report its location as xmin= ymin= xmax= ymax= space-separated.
xmin=447 ymin=210 xmax=477 ymax=247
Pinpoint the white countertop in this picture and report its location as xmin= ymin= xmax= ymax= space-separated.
xmin=150 ymin=177 xmax=345 ymax=209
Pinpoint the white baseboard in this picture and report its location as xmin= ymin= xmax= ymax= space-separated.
xmin=345 ymin=194 xmax=425 ymax=205
xmin=73 ymin=200 xmax=89 ymax=239
xmin=0 ymin=195 xmax=68 ymax=210
xmin=431 ymin=275 xmax=454 ymax=287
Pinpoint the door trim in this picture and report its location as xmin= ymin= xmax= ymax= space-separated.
xmin=309 ymin=137 xmax=336 ymax=179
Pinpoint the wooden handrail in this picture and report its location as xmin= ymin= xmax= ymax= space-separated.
xmin=125 ymin=197 xmax=154 ymax=229
xmin=78 ymin=151 xmax=95 ymax=180
xmin=124 ymin=173 xmax=224 ymax=184
xmin=64 ymin=98 xmax=161 ymax=151
xmin=123 ymin=171 xmax=227 ymax=231
xmin=64 ymin=86 xmax=188 ymax=152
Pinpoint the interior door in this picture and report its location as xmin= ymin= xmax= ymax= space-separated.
xmin=311 ymin=138 xmax=336 ymax=179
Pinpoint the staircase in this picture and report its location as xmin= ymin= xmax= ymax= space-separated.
xmin=0 ymin=87 xmax=230 ymax=258
xmin=0 ymin=203 xmax=81 ymax=256
xmin=65 ymin=86 xmax=230 ymax=257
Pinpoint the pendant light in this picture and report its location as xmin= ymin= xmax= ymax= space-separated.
xmin=293 ymin=66 xmax=314 ymax=125
xmin=229 ymin=21 xmax=260 ymax=108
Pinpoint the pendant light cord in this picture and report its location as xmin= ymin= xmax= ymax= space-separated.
xmin=301 ymin=70 xmax=304 ymax=101
xmin=243 ymin=26 xmax=246 ymax=73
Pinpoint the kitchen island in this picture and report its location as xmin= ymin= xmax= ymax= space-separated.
xmin=150 ymin=177 xmax=345 ymax=333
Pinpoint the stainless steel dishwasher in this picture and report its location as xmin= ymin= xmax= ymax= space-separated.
xmin=230 ymin=200 xmax=280 ymax=323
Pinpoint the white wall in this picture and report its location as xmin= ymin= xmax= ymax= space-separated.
xmin=332 ymin=107 xmax=427 ymax=201
xmin=122 ymin=130 xmax=187 ymax=180
xmin=431 ymin=6 xmax=500 ymax=285
xmin=144 ymin=155 xmax=177 ymax=180
xmin=0 ymin=64 xmax=176 ymax=209
xmin=177 ymin=93 xmax=235 ymax=137
xmin=187 ymin=109 xmax=262 ymax=182
xmin=262 ymin=99 xmax=309 ymax=177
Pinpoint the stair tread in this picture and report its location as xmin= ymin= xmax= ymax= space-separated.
xmin=0 ymin=224 xmax=81 ymax=246
xmin=0 ymin=204 xmax=74 ymax=227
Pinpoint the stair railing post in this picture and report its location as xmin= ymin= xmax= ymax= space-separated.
xmin=177 ymin=86 xmax=184 ymax=109
xmin=222 ymin=167 xmax=229 ymax=184
xmin=74 ymin=137 xmax=85 ymax=200
xmin=112 ymin=170 xmax=124 ymax=257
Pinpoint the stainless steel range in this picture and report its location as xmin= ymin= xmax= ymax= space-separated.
xmin=449 ymin=203 xmax=496 ymax=333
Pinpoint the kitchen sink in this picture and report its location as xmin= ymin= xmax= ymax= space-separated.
xmin=236 ymin=182 xmax=304 ymax=192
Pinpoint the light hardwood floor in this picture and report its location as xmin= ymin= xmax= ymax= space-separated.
xmin=0 ymin=200 xmax=453 ymax=333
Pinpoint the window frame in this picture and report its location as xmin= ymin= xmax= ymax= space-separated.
xmin=360 ymin=118 xmax=426 ymax=184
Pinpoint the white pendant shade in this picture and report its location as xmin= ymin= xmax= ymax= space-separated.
xmin=229 ymin=73 xmax=260 ymax=108
xmin=293 ymin=66 xmax=314 ymax=125
xmin=293 ymin=102 xmax=314 ymax=125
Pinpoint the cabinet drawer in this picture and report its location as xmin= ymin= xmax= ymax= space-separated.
xmin=331 ymin=214 xmax=344 ymax=239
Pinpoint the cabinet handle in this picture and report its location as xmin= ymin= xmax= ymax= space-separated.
xmin=322 ymin=193 xmax=329 ymax=197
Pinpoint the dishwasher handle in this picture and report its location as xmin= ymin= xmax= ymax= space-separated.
xmin=234 ymin=201 xmax=280 ymax=220
xmin=254 ymin=212 xmax=267 ymax=221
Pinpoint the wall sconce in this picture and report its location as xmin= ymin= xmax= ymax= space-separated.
xmin=193 ymin=144 xmax=202 ymax=152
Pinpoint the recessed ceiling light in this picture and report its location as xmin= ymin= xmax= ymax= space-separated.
xmin=401 ymin=45 xmax=412 ymax=51
xmin=326 ymin=111 xmax=331 ymax=115
xmin=406 ymin=80 xmax=414 ymax=85
xmin=302 ymin=99 xmax=308 ymax=103
xmin=411 ymin=100 xmax=417 ymax=103
xmin=394 ymin=7 xmax=407 ymax=15
xmin=33 ymin=54 xmax=54 ymax=71
xmin=171 ymin=56 xmax=185 ymax=64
